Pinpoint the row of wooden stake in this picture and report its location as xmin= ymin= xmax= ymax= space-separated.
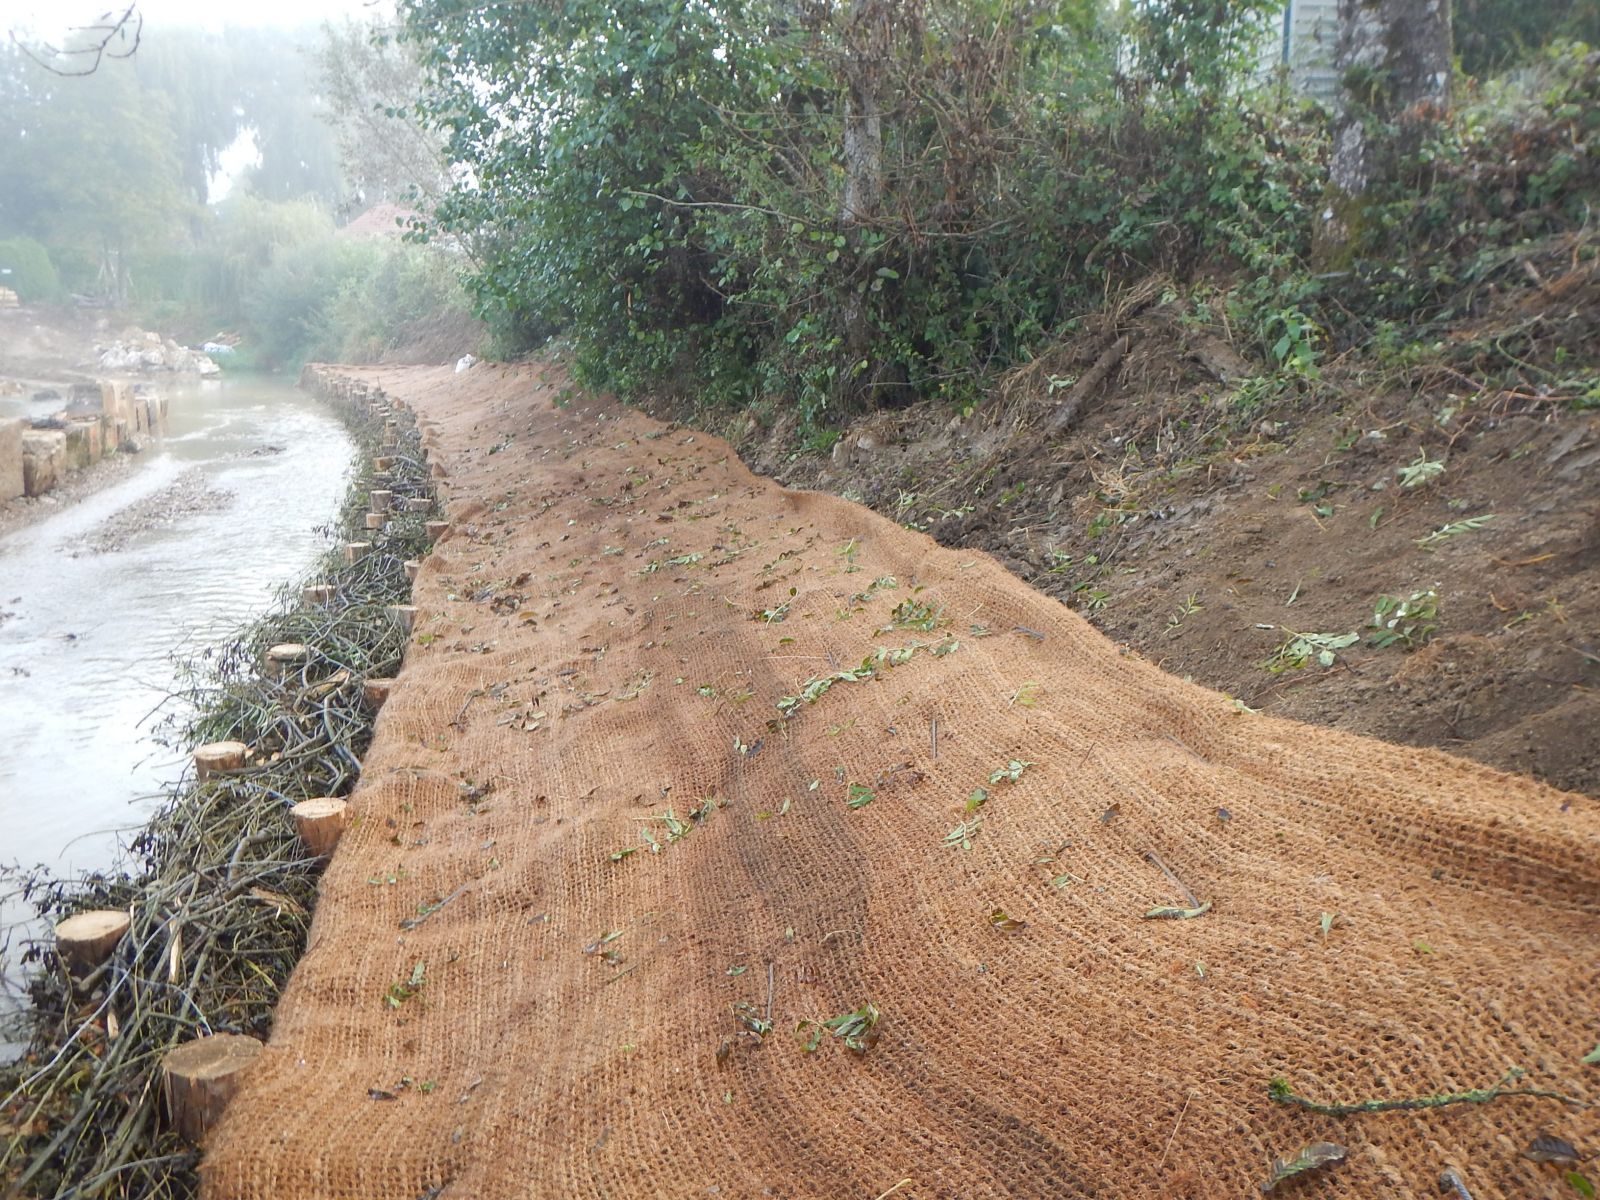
xmin=51 ymin=374 xmax=448 ymax=1146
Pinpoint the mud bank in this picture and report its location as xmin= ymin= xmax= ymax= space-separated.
xmin=0 ymin=373 xmax=441 ymax=1199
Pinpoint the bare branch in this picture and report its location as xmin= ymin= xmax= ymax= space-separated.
xmin=9 ymin=4 xmax=143 ymax=77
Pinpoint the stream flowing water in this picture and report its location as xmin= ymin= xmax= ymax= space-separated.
xmin=0 ymin=374 xmax=352 ymax=1026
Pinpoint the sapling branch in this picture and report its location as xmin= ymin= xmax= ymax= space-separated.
xmin=1268 ymin=1068 xmax=1591 ymax=1116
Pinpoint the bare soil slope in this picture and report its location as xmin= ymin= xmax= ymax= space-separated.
xmin=204 ymin=363 xmax=1596 ymax=1200
xmin=757 ymin=302 xmax=1600 ymax=798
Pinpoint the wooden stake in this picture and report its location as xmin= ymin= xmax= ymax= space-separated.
xmin=373 ymin=456 xmax=395 ymax=472
xmin=369 ymin=489 xmax=392 ymax=513
xmin=425 ymin=520 xmax=450 ymax=539
xmin=265 ymin=643 xmax=310 ymax=677
xmin=363 ymin=677 xmax=395 ymax=708
xmin=403 ymin=559 xmax=421 ymax=582
xmin=161 ymin=1033 xmax=263 ymax=1145
xmin=55 ymin=909 xmax=131 ymax=974
xmin=387 ymin=604 xmax=418 ymax=633
xmin=343 ymin=542 xmax=371 ymax=565
xmin=193 ymin=740 xmax=248 ymax=780
xmin=364 ymin=512 xmax=385 ymax=531
xmin=301 ymin=584 xmax=333 ymax=605
xmin=289 ymin=797 xmax=349 ymax=857
xmin=405 ymin=497 xmax=431 ymax=513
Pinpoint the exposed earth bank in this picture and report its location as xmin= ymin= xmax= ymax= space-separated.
xmin=685 ymin=304 xmax=1600 ymax=798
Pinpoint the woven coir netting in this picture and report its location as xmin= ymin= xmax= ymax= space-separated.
xmin=202 ymin=364 xmax=1599 ymax=1200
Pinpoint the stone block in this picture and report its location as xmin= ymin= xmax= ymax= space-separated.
xmin=0 ymin=418 xmax=24 ymax=501
xmin=63 ymin=419 xmax=103 ymax=470
xmin=21 ymin=428 xmax=66 ymax=496
xmin=99 ymin=380 xmax=133 ymax=423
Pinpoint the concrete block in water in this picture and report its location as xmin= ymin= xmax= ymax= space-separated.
xmin=0 ymin=418 xmax=24 ymax=501
xmin=134 ymin=387 xmax=165 ymax=434
xmin=99 ymin=380 xmax=133 ymax=423
xmin=21 ymin=429 xmax=67 ymax=496
xmin=63 ymin=419 xmax=104 ymax=470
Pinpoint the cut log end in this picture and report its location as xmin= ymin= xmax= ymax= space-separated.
xmin=289 ymin=797 xmax=349 ymax=857
xmin=403 ymin=559 xmax=421 ymax=582
xmin=55 ymin=909 xmax=131 ymax=973
xmin=364 ymin=512 xmax=385 ymax=531
xmin=424 ymin=520 xmax=450 ymax=539
xmin=344 ymin=542 xmax=371 ymax=565
xmin=405 ymin=497 xmax=431 ymax=514
xmin=301 ymin=584 xmax=333 ymax=605
xmin=363 ymin=677 xmax=395 ymax=708
xmin=387 ymin=604 xmax=419 ymax=634
xmin=162 ymin=1033 xmax=264 ymax=1145
xmin=369 ymin=489 xmax=392 ymax=513
xmin=194 ymin=740 xmax=249 ymax=781
xmin=265 ymin=643 xmax=309 ymax=677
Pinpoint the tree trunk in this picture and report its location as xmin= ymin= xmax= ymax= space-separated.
xmin=839 ymin=2 xmax=884 ymax=228
xmin=838 ymin=0 xmax=890 ymax=409
xmin=1328 ymin=0 xmax=1453 ymax=201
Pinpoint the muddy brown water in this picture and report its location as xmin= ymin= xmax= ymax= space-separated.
xmin=0 ymin=374 xmax=352 ymax=1031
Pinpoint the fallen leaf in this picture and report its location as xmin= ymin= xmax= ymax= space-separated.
xmin=1524 ymin=1134 xmax=1582 ymax=1164
xmin=1144 ymin=900 xmax=1213 ymax=920
xmin=1261 ymin=1142 xmax=1346 ymax=1192
xmin=989 ymin=908 xmax=1026 ymax=932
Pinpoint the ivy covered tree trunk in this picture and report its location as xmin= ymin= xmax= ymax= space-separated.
xmin=1325 ymin=0 xmax=1452 ymax=242
xmin=838 ymin=0 xmax=893 ymax=409
xmin=840 ymin=0 xmax=885 ymax=227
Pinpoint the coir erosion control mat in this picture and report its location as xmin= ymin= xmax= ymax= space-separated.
xmin=203 ymin=364 xmax=1599 ymax=1199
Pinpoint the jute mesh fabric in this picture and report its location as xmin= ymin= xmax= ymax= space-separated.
xmin=203 ymin=365 xmax=1599 ymax=1199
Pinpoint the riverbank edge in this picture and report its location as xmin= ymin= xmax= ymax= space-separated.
xmin=0 ymin=368 xmax=439 ymax=1199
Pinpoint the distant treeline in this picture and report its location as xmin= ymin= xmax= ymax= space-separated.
xmin=0 ymin=21 xmax=470 ymax=368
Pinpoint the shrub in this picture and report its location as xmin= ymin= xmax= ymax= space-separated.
xmin=0 ymin=235 xmax=63 ymax=302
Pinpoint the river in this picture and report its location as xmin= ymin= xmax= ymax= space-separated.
xmin=0 ymin=373 xmax=353 ymax=1022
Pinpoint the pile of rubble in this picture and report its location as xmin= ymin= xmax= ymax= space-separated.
xmin=96 ymin=328 xmax=220 ymax=376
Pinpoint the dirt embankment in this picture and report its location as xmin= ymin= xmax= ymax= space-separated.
xmin=722 ymin=303 xmax=1600 ymax=798
xmin=203 ymin=362 xmax=1596 ymax=1200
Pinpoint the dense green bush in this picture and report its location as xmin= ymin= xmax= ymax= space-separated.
xmin=400 ymin=0 xmax=1310 ymax=422
xmin=0 ymin=235 xmax=62 ymax=302
xmin=123 ymin=192 xmax=474 ymax=369
xmin=1340 ymin=44 xmax=1600 ymax=329
xmin=324 ymin=238 xmax=475 ymax=361
xmin=394 ymin=1 xmax=1597 ymax=426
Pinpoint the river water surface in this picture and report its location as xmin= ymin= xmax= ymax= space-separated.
xmin=0 ymin=374 xmax=352 ymax=1015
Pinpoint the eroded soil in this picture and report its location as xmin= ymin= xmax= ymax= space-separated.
xmin=712 ymin=306 xmax=1600 ymax=797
